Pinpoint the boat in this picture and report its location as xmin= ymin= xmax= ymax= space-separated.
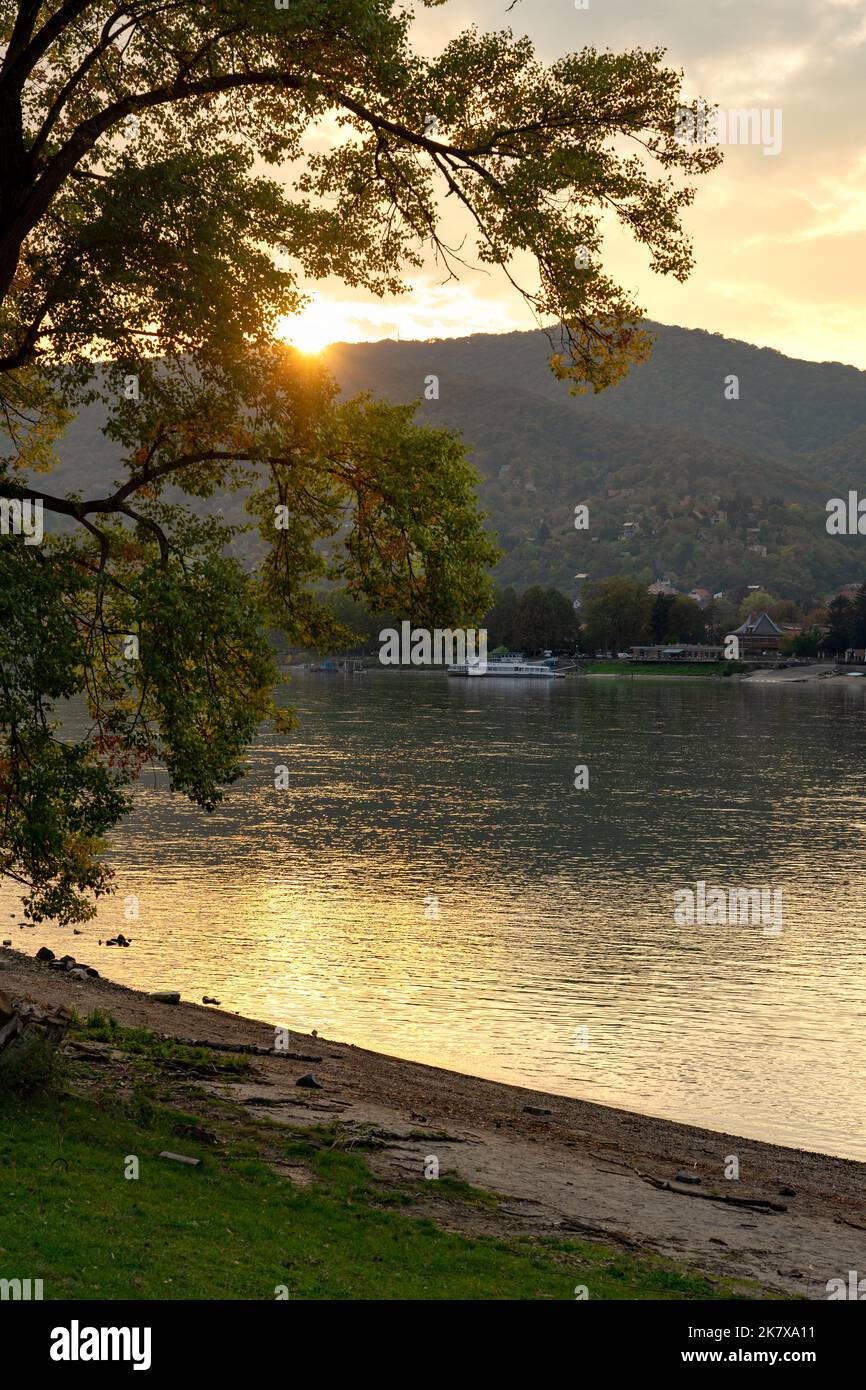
xmin=447 ymin=653 xmax=565 ymax=678
xmin=303 ymin=658 xmax=365 ymax=673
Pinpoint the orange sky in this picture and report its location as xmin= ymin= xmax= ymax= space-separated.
xmin=281 ymin=0 xmax=866 ymax=369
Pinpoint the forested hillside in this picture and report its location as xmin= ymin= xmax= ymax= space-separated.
xmin=20 ymin=324 xmax=866 ymax=608
xmin=328 ymin=325 xmax=866 ymax=606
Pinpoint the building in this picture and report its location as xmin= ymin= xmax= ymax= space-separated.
xmin=620 ymin=520 xmax=641 ymax=541
xmin=827 ymin=583 xmax=862 ymax=604
xmin=688 ymin=588 xmax=712 ymax=608
xmin=727 ymin=611 xmax=782 ymax=653
xmin=631 ymin=644 xmax=725 ymax=663
xmin=647 ymin=578 xmax=679 ymax=596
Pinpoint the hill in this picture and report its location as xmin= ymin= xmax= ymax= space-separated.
xmin=327 ymin=325 xmax=866 ymax=604
xmin=14 ymin=323 xmax=866 ymax=607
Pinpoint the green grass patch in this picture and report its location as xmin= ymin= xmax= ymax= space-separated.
xmin=70 ymin=1009 xmax=250 ymax=1074
xmin=584 ymin=660 xmax=726 ymax=677
xmin=0 ymin=1085 xmax=767 ymax=1301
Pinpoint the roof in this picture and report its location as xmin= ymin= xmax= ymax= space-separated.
xmin=729 ymin=610 xmax=782 ymax=637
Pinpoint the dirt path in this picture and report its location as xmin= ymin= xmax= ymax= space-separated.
xmin=3 ymin=947 xmax=865 ymax=1298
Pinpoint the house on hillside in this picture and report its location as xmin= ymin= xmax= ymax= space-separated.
xmin=828 ymin=583 xmax=862 ymax=604
xmin=688 ymin=588 xmax=712 ymax=608
xmin=727 ymin=611 xmax=782 ymax=653
xmin=648 ymin=578 xmax=679 ymax=596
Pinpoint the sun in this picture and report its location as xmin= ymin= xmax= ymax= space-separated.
xmin=276 ymin=298 xmax=337 ymax=355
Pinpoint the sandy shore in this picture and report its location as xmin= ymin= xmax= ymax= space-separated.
xmin=3 ymin=945 xmax=865 ymax=1299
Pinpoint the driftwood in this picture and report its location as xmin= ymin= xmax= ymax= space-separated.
xmin=159 ymin=1032 xmax=324 ymax=1062
xmin=0 ymin=990 xmax=71 ymax=1067
xmin=635 ymin=1168 xmax=787 ymax=1212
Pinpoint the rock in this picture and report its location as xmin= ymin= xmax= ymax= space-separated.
xmin=779 ymin=1185 xmax=797 ymax=1197
xmin=150 ymin=991 xmax=180 ymax=1004
xmin=85 ymin=968 xmax=100 ymax=979
xmin=116 ymin=933 xmax=130 ymax=947
xmin=36 ymin=946 xmax=55 ymax=962
xmin=68 ymin=968 xmax=90 ymax=980
xmin=158 ymin=1151 xmax=201 ymax=1167
xmin=295 ymin=1073 xmax=323 ymax=1089
xmin=0 ymin=995 xmax=71 ymax=1060
xmin=2 ymin=940 xmax=11 ymax=947
xmin=201 ymin=996 xmax=221 ymax=1005
xmin=523 ymin=1105 xmax=552 ymax=1116
xmin=73 ymin=929 xmax=82 ymax=935
xmin=675 ymin=1170 xmax=702 ymax=1185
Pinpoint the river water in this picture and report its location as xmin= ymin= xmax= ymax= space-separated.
xmin=5 ymin=671 xmax=866 ymax=1160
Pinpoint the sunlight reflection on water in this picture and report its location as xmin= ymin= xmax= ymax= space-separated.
xmin=5 ymin=672 xmax=866 ymax=1159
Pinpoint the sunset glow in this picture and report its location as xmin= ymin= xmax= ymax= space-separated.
xmin=276 ymin=297 xmax=339 ymax=355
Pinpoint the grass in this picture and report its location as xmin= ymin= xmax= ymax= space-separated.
xmin=69 ymin=1007 xmax=251 ymax=1074
xmin=0 ymin=1016 xmax=771 ymax=1301
xmin=584 ymin=660 xmax=727 ymax=677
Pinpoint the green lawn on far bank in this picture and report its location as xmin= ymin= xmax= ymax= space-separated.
xmin=583 ymin=661 xmax=729 ymax=677
xmin=0 ymin=1015 xmax=770 ymax=1301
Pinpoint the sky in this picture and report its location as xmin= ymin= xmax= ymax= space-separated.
xmin=282 ymin=0 xmax=866 ymax=369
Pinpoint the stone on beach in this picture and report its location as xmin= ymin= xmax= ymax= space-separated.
xmin=150 ymin=991 xmax=181 ymax=1004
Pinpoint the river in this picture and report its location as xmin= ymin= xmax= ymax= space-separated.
xmin=5 ymin=671 xmax=866 ymax=1159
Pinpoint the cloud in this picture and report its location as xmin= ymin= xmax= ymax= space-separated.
xmin=293 ymin=1 xmax=866 ymax=367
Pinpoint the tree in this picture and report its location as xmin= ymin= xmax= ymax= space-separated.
xmin=823 ymin=596 xmax=853 ymax=655
xmin=705 ymin=597 xmax=737 ymax=641
xmin=0 ymin=2 xmax=718 ymax=919
xmin=738 ymin=591 xmax=775 ymax=620
xmin=483 ymin=586 xmax=518 ymax=649
xmin=851 ymin=583 xmax=866 ymax=649
xmin=666 ymin=595 xmax=705 ymax=643
xmin=513 ymin=585 xmax=549 ymax=652
xmin=544 ymin=587 xmax=578 ymax=649
xmin=582 ymin=576 xmax=651 ymax=652
xmin=649 ymin=592 xmax=675 ymax=642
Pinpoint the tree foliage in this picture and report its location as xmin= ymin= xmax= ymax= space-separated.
xmin=0 ymin=1 xmax=717 ymax=918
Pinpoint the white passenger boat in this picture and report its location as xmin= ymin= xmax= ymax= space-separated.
xmin=447 ymin=655 xmax=565 ymax=678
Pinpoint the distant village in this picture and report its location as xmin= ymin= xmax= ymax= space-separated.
xmin=292 ymin=574 xmax=866 ymax=670
xmin=603 ymin=576 xmax=866 ymax=665
xmin=479 ymin=573 xmax=866 ymax=666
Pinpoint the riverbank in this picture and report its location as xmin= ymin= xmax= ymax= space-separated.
xmin=584 ymin=661 xmax=866 ymax=683
xmin=2 ymin=947 xmax=863 ymax=1300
